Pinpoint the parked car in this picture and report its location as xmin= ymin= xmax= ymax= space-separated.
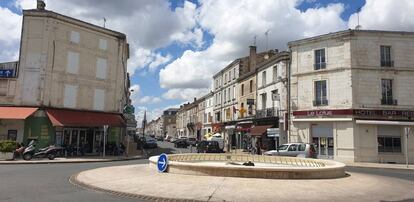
xmin=170 ymin=137 xmax=177 ymax=143
xmin=174 ymin=138 xmax=189 ymax=148
xmin=187 ymin=137 xmax=197 ymax=146
xmin=263 ymin=143 xmax=317 ymax=158
xmin=208 ymin=134 xmax=224 ymax=150
xmin=143 ymin=137 xmax=158 ymax=149
xmin=196 ymin=141 xmax=223 ymax=153
xmin=156 ymin=136 xmax=164 ymax=141
xmin=164 ymin=135 xmax=172 ymax=142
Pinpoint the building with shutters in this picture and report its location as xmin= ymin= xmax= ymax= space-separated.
xmin=289 ymin=29 xmax=414 ymax=164
xmin=0 ymin=1 xmax=132 ymax=153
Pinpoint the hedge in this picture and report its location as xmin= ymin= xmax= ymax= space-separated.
xmin=0 ymin=140 xmax=18 ymax=153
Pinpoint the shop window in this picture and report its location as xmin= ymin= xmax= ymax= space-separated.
xmin=7 ymin=130 xmax=17 ymax=141
xmin=378 ymin=137 xmax=401 ymax=153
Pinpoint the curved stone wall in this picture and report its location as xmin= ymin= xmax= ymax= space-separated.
xmin=149 ymin=154 xmax=346 ymax=179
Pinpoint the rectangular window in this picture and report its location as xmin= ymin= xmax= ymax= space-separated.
xmin=380 ymin=45 xmax=393 ymax=67
xmin=314 ymin=80 xmax=328 ymax=106
xmin=233 ymin=86 xmax=236 ymax=100
xmin=381 ymin=79 xmax=397 ymax=105
xmin=67 ymin=51 xmax=79 ymax=74
xmin=96 ymin=58 xmax=107 ymax=79
xmin=273 ymin=66 xmax=277 ymax=82
xmin=378 ymin=137 xmax=401 ymax=153
xmin=261 ymin=93 xmax=267 ymax=110
xmin=262 ymin=71 xmax=266 ymax=87
xmin=99 ymin=39 xmax=107 ymax=50
xmin=70 ymin=31 xmax=80 ymax=44
xmin=249 ymin=80 xmax=253 ymax=93
xmin=233 ymin=68 xmax=236 ymax=80
xmin=314 ymin=49 xmax=326 ymax=70
xmin=224 ymin=89 xmax=226 ymax=103
xmin=224 ymin=74 xmax=227 ymax=84
xmin=228 ymin=87 xmax=231 ymax=102
xmin=93 ymin=89 xmax=105 ymax=110
xmin=241 ymin=84 xmax=244 ymax=96
xmin=63 ymin=84 xmax=77 ymax=108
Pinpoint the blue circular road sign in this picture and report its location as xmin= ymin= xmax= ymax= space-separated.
xmin=157 ymin=153 xmax=168 ymax=172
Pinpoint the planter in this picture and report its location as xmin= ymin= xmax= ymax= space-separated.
xmin=0 ymin=152 xmax=14 ymax=160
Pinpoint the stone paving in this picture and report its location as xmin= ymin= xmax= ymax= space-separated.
xmin=73 ymin=164 xmax=414 ymax=202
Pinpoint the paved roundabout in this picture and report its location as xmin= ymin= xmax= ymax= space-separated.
xmin=71 ymin=155 xmax=414 ymax=201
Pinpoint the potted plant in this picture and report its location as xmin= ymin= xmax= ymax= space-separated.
xmin=0 ymin=140 xmax=18 ymax=160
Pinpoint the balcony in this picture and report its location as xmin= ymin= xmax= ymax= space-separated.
xmin=381 ymin=98 xmax=397 ymax=105
xmin=313 ymin=99 xmax=328 ymax=106
xmin=256 ymin=107 xmax=279 ymax=119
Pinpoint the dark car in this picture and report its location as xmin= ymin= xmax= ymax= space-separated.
xmin=143 ymin=137 xmax=158 ymax=149
xmin=196 ymin=141 xmax=223 ymax=153
xmin=174 ymin=138 xmax=188 ymax=148
xmin=156 ymin=136 xmax=164 ymax=141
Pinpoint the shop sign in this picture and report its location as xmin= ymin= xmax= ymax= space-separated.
xmin=354 ymin=109 xmax=414 ymax=117
xmin=294 ymin=109 xmax=414 ymax=118
xmin=267 ymin=128 xmax=279 ymax=137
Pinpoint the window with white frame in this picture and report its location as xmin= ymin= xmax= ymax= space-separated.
xmin=96 ymin=58 xmax=107 ymax=79
xmin=262 ymin=71 xmax=266 ymax=87
xmin=377 ymin=125 xmax=401 ymax=153
xmin=99 ymin=39 xmax=107 ymax=50
xmin=380 ymin=45 xmax=393 ymax=67
xmin=228 ymin=87 xmax=231 ymax=102
xmin=63 ymin=84 xmax=77 ymax=108
xmin=314 ymin=80 xmax=328 ymax=106
xmin=381 ymin=79 xmax=396 ymax=105
xmin=66 ymin=51 xmax=79 ymax=74
xmin=233 ymin=68 xmax=236 ymax=80
xmin=70 ymin=31 xmax=80 ymax=44
xmin=314 ymin=49 xmax=326 ymax=70
xmin=273 ymin=65 xmax=277 ymax=82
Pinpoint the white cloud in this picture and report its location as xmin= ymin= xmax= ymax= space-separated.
xmin=162 ymin=88 xmax=210 ymax=101
xmin=159 ymin=0 xmax=347 ymax=101
xmin=0 ymin=7 xmax=22 ymax=62
xmin=13 ymin=0 xmax=199 ymax=75
xmin=137 ymin=96 xmax=162 ymax=104
xmin=348 ymin=0 xmax=414 ymax=31
xmin=135 ymin=106 xmax=164 ymax=127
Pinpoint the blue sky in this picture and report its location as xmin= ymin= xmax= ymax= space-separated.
xmin=3 ymin=0 xmax=414 ymax=124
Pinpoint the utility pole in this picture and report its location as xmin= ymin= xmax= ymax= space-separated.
xmin=264 ymin=29 xmax=270 ymax=50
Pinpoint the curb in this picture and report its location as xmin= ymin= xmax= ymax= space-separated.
xmin=345 ymin=165 xmax=414 ymax=172
xmin=0 ymin=156 xmax=143 ymax=165
xmin=69 ymin=172 xmax=205 ymax=202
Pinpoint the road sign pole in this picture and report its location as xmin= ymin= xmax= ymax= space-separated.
xmin=405 ymin=127 xmax=410 ymax=168
xmin=103 ymin=125 xmax=108 ymax=157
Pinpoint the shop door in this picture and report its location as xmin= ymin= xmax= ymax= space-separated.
xmin=311 ymin=123 xmax=334 ymax=159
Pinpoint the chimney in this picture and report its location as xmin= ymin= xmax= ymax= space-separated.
xmin=37 ymin=0 xmax=46 ymax=10
xmin=194 ymin=97 xmax=197 ymax=102
xmin=249 ymin=46 xmax=257 ymax=72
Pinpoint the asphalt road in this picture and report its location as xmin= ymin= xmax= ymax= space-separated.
xmin=1 ymin=141 xmax=413 ymax=202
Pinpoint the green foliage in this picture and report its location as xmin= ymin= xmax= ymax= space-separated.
xmin=0 ymin=140 xmax=18 ymax=153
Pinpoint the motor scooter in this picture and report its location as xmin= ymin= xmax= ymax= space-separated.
xmin=22 ymin=140 xmax=58 ymax=160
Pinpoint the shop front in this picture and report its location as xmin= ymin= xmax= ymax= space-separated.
xmin=250 ymin=125 xmax=274 ymax=154
xmin=46 ymin=109 xmax=125 ymax=156
xmin=234 ymin=121 xmax=252 ymax=150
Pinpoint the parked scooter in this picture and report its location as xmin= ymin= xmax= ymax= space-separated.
xmin=23 ymin=140 xmax=58 ymax=160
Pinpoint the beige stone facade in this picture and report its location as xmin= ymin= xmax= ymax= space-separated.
xmin=289 ymin=30 xmax=414 ymax=164
xmin=14 ymin=9 xmax=129 ymax=113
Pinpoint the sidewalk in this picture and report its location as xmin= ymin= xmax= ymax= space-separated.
xmin=346 ymin=162 xmax=414 ymax=171
xmin=0 ymin=155 xmax=143 ymax=165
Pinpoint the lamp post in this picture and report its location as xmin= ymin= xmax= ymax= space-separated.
xmin=103 ymin=125 xmax=108 ymax=157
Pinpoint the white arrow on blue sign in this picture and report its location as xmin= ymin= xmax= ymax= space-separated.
xmin=157 ymin=153 xmax=168 ymax=172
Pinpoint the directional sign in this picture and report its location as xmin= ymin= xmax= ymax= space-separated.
xmin=0 ymin=69 xmax=14 ymax=78
xmin=157 ymin=153 xmax=168 ymax=172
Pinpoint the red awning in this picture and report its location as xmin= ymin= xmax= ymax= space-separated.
xmin=0 ymin=107 xmax=38 ymax=119
xmin=250 ymin=125 xmax=273 ymax=136
xmin=46 ymin=109 xmax=125 ymax=127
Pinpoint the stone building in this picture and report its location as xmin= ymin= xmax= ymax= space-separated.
xmin=0 ymin=1 xmax=132 ymax=153
xmin=202 ymin=92 xmax=214 ymax=136
xmin=289 ymin=29 xmax=414 ymax=164
xmin=162 ymin=108 xmax=178 ymax=139
xmin=254 ymin=51 xmax=290 ymax=151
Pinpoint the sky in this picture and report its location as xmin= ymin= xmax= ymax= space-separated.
xmin=1 ymin=0 xmax=414 ymax=125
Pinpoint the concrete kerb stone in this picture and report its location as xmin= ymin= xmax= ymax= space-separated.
xmin=0 ymin=156 xmax=143 ymax=165
xmin=69 ymin=172 xmax=204 ymax=202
